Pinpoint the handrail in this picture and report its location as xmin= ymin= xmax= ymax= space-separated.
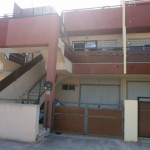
xmin=34 ymin=90 xmax=45 ymax=104
xmin=28 ymin=74 xmax=46 ymax=94
xmin=0 ymin=13 xmax=13 ymax=19
xmin=62 ymin=5 xmax=122 ymax=13
xmin=27 ymin=73 xmax=46 ymax=104
xmin=126 ymin=0 xmax=150 ymax=5
xmin=0 ymin=54 xmax=43 ymax=92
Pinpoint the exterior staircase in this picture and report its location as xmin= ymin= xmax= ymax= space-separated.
xmin=21 ymin=74 xmax=46 ymax=105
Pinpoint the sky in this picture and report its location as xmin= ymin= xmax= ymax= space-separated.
xmin=0 ymin=0 xmax=121 ymax=16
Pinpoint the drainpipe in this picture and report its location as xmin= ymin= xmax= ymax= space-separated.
xmin=121 ymin=0 xmax=127 ymax=74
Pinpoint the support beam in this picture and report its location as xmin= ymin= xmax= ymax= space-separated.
xmin=43 ymin=15 xmax=60 ymax=129
xmin=122 ymin=0 xmax=127 ymax=74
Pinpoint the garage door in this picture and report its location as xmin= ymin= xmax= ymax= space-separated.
xmin=80 ymin=85 xmax=120 ymax=108
xmin=127 ymin=82 xmax=150 ymax=100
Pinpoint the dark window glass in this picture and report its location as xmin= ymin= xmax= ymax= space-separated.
xmin=69 ymin=85 xmax=75 ymax=90
xmin=74 ymin=43 xmax=85 ymax=49
xmin=62 ymin=84 xmax=75 ymax=90
xmin=74 ymin=42 xmax=85 ymax=51
xmin=62 ymin=84 xmax=68 ymax=90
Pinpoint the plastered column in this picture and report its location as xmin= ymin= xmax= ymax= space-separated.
xmin=43 ymin=14 xmax=60 ymax=129
xmin=124 ymin=100 xmax=138 ymax=142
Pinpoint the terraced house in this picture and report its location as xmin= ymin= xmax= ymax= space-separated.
xmin=0 ymin=0 xmax=150 ymax=142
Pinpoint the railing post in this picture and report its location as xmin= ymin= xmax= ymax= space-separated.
xmin=27 ymin=93 xmax=30 ymax=104
xmin=83 ymin=104 xmax=88 ymax=135
xmin=38 ymin=79 xmax=42 ymax=103
xmin=46 ymin=100 xmax=49 ymax=130
xmin=51 ymin=102 xmax=55 ymax=131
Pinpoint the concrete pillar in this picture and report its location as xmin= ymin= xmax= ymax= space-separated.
xmin=124 ymin=100 xmax=138 ymax=142
xmin=122 ymin=0 xmax=127 ymax=74
xmin=43 ymin=15 xmax=60 ymax=129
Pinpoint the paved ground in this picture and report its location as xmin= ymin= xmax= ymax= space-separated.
xmin=0 ymin=134 xmax=150 ymax=150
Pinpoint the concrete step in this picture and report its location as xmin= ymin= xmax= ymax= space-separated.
xmin=37 ymin=125 xmax=50 ymax=141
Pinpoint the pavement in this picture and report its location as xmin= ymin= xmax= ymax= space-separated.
xmin=0 ymin=134 xmax=150 ymax=150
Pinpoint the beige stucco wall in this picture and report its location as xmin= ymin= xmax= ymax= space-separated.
xmin=55 ymin=74 xmax=150 ymax=106
xmin=0 ymin=103 xmax=39 ymax=142
xmin=0 ymin=71 xmax=10 ymax=81
xmin=124 ymin=100 xmax=138 ymax=142
xmin=0 ymin=60 xmax=45 ymax=100
xmin=127 ymin=32 xmax=150 ymax=39
xmin=55 ymin=77 xmax=121 ymax=103
xmin=55 ymin=77 xmax=80 ymax=103
xmin=56 ymin=57 xmax=72 ymax=73
xmin=0 ymin=53 xmax=20 ymax=72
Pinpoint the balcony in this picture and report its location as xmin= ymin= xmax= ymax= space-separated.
xmin=62 ymin=3 xmax=150 ymax=36
xmin=127 ymin=47 xmax=150 ymax=74
xmin=64 ymin=44 xmax=123 ymax=74
xmin=62 ymin=6 xmax=122 ymax=36
xmin=65 ymin=44 xmax=150 ymax=74
xmin=127 ymin=49 xmax=150 ymax=62
xmin=64 ymin=45 xmax=123 ymax=64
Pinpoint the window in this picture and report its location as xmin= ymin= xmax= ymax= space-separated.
xmin=127 ymin=39 xmax=150 ymax=50
xmin=73 ymin=41 xmax=97 ymax=51
xmin=62 ymin=84 xmax=68 ymax=90
xmin=62 ymin=84 xmax=75 ymax=90
xmin=74 ymin=42 xmax=85 ymax=50
xmin=73 ymin=42 xmax=85 ymax=51
xmin=97 ymin=40 xmax=118 ymax=51
xmin=85 ymin=41 xmax=97 ymax=49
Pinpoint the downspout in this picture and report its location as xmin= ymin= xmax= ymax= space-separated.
xmin=122 ymin=0 xmax=127 ymax=74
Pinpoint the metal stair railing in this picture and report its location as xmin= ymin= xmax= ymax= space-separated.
xmin=27 ymin=73 xmax=46 ymax=104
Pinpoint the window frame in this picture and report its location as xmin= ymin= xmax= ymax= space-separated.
xmin=62 ymin=84 xmax=76 ymax=91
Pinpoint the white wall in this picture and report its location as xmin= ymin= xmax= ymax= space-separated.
xmin=124 ymin=100 xmax=138 ymax=142
xmin=0 ymin=103 xmax=39 ymax=142
xmin=0 ymin=60 xmax=45 ymax=100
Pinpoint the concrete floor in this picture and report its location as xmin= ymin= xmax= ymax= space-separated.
xmin=0 ymin=134 xmax=150 ymax=150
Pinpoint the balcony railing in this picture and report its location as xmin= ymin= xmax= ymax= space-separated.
xmin=127 ymin=49 xmax=150 ymax=62
xmin=64 ymin=44 xmax=123 ymax=63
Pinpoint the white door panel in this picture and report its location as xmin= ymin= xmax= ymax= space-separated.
xmin=127 ymin=82 xmax=150 ymax=101
xmin=80 ymin=85 xmax=120 ymax=105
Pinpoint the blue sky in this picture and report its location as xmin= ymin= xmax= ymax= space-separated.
xmin=0 ymin=0 xmax=121 ymax=15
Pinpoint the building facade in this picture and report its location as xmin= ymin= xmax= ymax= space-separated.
xmin=0 ymin=1 xmax=150 ymax=142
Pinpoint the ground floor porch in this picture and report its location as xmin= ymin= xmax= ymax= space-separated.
xmin=0 ymin=134 xmax=150 ymax=150
xmin=53 ymin=74 xmax=150 ymax=141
